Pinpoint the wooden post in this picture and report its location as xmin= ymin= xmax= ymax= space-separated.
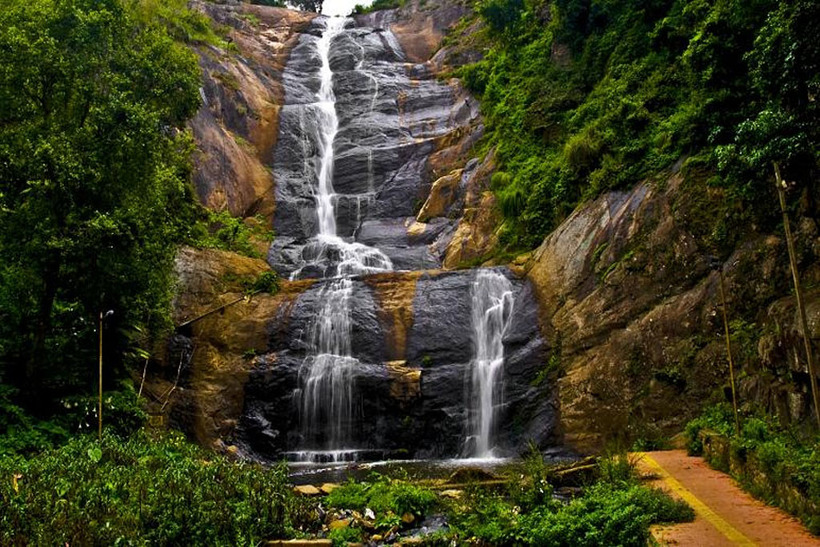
xmin=98 ymin=311 xmax=103 ymax=441
xmin=718 ymin=269 xmax=741 ymax=435
xmin=774 ymin=162 xmax=820 ymax=428
xmin=718 ymin=268 xmax=740 ymax=435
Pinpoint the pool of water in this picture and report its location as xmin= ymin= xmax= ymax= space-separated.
xmin=288 ymin=448 xmax=578 ymax=485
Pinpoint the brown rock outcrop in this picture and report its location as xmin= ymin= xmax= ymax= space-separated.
xmin=443 ymin=152 xmax=501 ymax=268
xmin=417 ymin=169 xmax=463 ymax=222
xmin=189 ymin=2 xmax=316 ymax=222
xmin=365 ymin=271 xmax=423 ymax=360
xmin=354 ymin=0 xmax=470 ymax=64
xmin=525 ymin=169 xmax=820 ymax=452
xmin=145 ymin=247 xmax=314 ymax=446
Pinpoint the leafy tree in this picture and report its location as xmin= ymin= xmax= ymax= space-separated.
xmin=479 ymin=0 xmax=526 ymax=34
xmin=0 ymin=0 xmax=201 ymax=405
xmin=290 ymin=0 xmax=324 ymax=13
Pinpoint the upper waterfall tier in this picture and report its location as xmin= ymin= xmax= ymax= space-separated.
xmin=285 ymin=16 xmax=393 ymax=280
xmin=269 ymin=15 xmax=479 ymax=278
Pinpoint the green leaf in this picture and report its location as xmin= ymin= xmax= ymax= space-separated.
xmin=88 ymin=446 xmax=102 ymax=463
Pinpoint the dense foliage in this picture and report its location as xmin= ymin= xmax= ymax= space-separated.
xmin=0 ymin=431 xmax=308 ymax=545
xmin=351 ymin=0 xmax=405 ymax=16
xmin=321 ymin=451 xmax=693 ymax=546
xmin=1 ymin=423 xmax=693 ymax=545
xmin=327 ymin=474 xmax=438 ymax=522
xmin=687 ymin=404 xmax=820 ymax=532
xmin=460 ymin=0 xmax=819 ymax=250
xmin=0 ymin=0 xmax=210 ymax=413
xmin=446 ymin=453 xmax=693 ymax=545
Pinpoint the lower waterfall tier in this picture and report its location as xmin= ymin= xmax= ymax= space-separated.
xmin=229 ymin=268 xmax=556 ymax=461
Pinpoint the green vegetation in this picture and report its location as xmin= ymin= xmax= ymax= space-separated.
xmin=328 ymin=526 xmax=363 ymax=546
xmin=0 ymin=431 xmax=308 ymax=545
xmin=327 ymin=474 xmax=438 ymax=521
xmin=1 ymin=414 xmax=693 ymax=545
xmin=130 ymin=0 xmax=234 ymax=50
xmin=351 ymin=0 xmax=406 ymax=16
xmin=0 ymin=0 xmax=205 ymax=416
xmin=449 ymin=482 xmax=692 ymax=545
xmin=459 ymin=0 xmax=819 ymax=251
xmin=687 ymin=404 xmax=820 ymax=533
xmin=0 ymin=0 xmax=274 ymax=425
xmin=0 ymin=381 xmax=147 ymax=457
xmin=191 ymin=210 xmax=275 ymax=259
xmin=322 ymin=451 xmax=692 ymax=546
xmin=446 ymin=452 xmax=693 ymax=545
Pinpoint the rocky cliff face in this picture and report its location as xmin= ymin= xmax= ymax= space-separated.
xmin=237 ymin=268 xmax=551 ymax=459
xmin=269 ymin=3 xmax=482 ymax=274
xmin=188 ymin=2 xmax=316 ymax=221
xmin=525 ymin=168 xmax=820 ymax=452
xmin=160 ymin=1 xmax=820 ymax=458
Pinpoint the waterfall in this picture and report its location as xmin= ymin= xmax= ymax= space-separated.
xmin=294 ymin=17 xmax=392 ymax=462
xmin=297 ymin=277 xmax=357 ymax=454
xmin=290 ymin=17 xmax=392 ymax=281
xmin=313 ymin=17 xmax=342 ymax=239
xmin=466 ymin=270 xmax=514 ymax=458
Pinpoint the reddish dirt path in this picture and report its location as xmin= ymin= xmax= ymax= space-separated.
xmin=635 ymin=451 xmax=820 ymax=546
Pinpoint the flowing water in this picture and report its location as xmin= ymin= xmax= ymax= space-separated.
xmin=252 ymin=12 xmax=553 ymax=466
xmin=466 ymin=270 xmax=514 ymax=458
xmin=289 ymin=17 xmax=392 ymax=281
xmin=294 ymin=17 xmax=393 ymax=462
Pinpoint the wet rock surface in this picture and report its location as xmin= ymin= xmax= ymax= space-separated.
xmin=235 ymin=268 xmax=554 ymax=459
xmin=269 ymin=13 xmax=481 ymax=276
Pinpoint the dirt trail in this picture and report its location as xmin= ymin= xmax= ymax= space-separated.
xmin=636 ymin=451 xmax=819 ymax=546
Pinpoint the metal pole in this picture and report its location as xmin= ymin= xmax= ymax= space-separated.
xmin=774 ymin=162 xmax=820 ymax=428
xmin=99 ymin=311 xmax=103 ymax=441
xmin=718 ymin=269 xmax=741 ymax=435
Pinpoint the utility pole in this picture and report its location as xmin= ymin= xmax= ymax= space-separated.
xmin=774 ymin=162 xmax=820 ymax=428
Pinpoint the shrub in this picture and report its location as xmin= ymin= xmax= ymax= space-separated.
xmin=685 ymin=403 xmax=736 ymax=455
xmin=329 ymin=525 xmax=363 ymax=546
xmin=450 ymin=480 xmax=692 ymax=546
xmin=189 ymin=210 xmax=274 ymax=259
xmin=327 ymin=475 xmax=437 ymax=518
xmin=599 ymin=452 xmax=638 ymax=485
xmin=249 ymin=271 xmax=281 ymax=295
xmin=0 ymin=431 xmax=308 ymax=544
xmin=522 ymin=483 xmax=693 ymax=546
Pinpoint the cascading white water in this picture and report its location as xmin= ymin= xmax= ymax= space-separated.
xmin=466 ymin=270 xmax=514 ymax=458
xmin=295 ymin=17 xmax=393 ymax=462
xmin=314 ymin=17 xmax=342 ymax=238
xmin=290 ymin=17 xmax=392 ymax=281
xmin=298 ymin=277 xmax=356 ymax=453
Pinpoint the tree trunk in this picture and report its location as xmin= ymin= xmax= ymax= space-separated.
xmin=26 ymin=257 xmax=60 ymax=394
